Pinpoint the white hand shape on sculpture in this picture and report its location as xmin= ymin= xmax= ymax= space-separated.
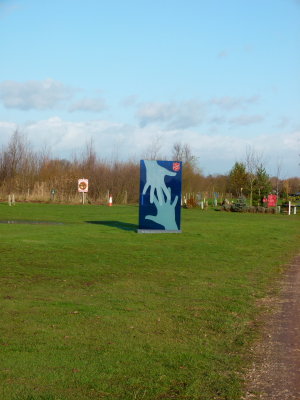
xmin=145 ymin=188 xmax=178 ymax=230
xmin=142 ymin=160 xmax=176 ymax=205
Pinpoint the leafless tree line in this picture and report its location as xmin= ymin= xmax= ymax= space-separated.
xmin=0 ymin=131 xmax=299 ymax=204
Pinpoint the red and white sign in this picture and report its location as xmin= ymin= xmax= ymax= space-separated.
xmin=78 ymin=179 xmax=89 ymax=193
xmin=267 ymin=194 xmax=277 ymax=207
xmin=173 ymin=162 xmax=181 ymax=172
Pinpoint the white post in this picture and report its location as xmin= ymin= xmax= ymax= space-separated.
xmin=288 ymin=201 xmax=291 ymax=215
xmin=8 ymin=195 xmax=11 ymax=206
xmin=294 ymin=206 xmax=297 ymax=215
xmin=12 ymin=194 xmax=15 ymax=205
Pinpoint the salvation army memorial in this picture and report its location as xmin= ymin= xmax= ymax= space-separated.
xmin=138 ymin=160 xmax=182 ymax=233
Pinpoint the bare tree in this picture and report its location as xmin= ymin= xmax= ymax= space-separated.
xmin=172 ymin=142 xmax=196 ymax=164
xmin=172 ymin=142 xmax=203 ymax=194
xmin=142 ymin=136 xmax=163 ymax=160
xmin=274 ymin=158 xmax=283 ymax=197
xmin=0 ymin=130 xmax=39 ymax=193
xmin=245 ymin=146 xmax=263 ymax=206
xmin=172 ymin=142 xmax=183 ymax=161
xmin=81 ymin=138 xmax=97 ymax=173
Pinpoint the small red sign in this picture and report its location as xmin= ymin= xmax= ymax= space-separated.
xmin=173 ymin=162 xmax=181 ymax=172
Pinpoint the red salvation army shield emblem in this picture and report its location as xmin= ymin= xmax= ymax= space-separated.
xmin=173 ymin=162 xmax=181 ymax=172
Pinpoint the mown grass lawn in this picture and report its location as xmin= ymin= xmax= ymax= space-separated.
xmin=0 ymin=202 xmax=299 ymax=400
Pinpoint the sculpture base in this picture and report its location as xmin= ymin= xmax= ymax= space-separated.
xmin=137 ymin=229 xmax=182 ymax=234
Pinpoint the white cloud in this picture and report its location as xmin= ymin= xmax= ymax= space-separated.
xmin=0 ymin=120 xmax=18 ymax=146
xmin=275 ymin=116 xmax=290 ymax=129
xmin=136 ymin=100 xmax=205 ymax=129
xmin=135 ymin=96 xmax=260 ymax=130
xmin=136 ymin=102 xmax=176 ymax=126
xmin=69 ymin=97 xmax=107 ymax=112
xmin=17 ymin=117 xmax=142 ymax=160
xmin=0 ymin=79 xmax=74 ymax=110
xmin=210 ymin=95 xmax=260 ymax=110
xmin=229 ymin=114 xmax=265 ymax=126
xmin=0 ymin=117 xmax=298 ymax=177
xmin=120 ymin=94 xmax=139 ymax=107
xmin=209 ymin=116 xmax=227 ymax=125
xmin=282 ymin=130 xmax=300 ymax=149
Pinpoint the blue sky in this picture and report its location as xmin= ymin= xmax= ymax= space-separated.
xmin=0 ymin=0 xmax=299 ymax=177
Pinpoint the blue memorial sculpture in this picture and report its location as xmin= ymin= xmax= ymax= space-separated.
xmin=138 ymin=160 xmax=182 ymax=233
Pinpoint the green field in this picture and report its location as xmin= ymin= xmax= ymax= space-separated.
xmin=0 ymin=203 xmax=299 ymax=400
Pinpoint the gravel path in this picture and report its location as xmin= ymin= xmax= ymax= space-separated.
xmin=244 ymin=254 xmax=300 ymax=399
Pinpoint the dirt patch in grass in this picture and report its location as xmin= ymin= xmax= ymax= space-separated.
xmin=244 ymin=253 xmax=300 ymax=399
xmin=0 ymin=219 xmax=64 ymax=225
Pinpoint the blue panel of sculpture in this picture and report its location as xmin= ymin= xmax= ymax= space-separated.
xmin=138 ymin=160 xmax=182 ymax=232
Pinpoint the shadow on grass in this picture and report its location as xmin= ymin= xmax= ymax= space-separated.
xmin=85 ymin=220 xmax=138 ymax=231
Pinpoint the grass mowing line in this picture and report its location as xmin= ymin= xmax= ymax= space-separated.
xmin=0 ymin=203 xmax=299 ymax=399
